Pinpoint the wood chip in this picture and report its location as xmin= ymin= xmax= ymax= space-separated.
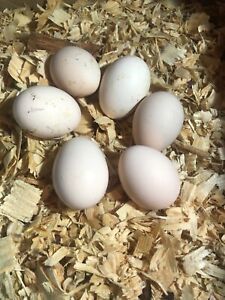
xmin=0 ymin=236 xmax=17 ymax=274
xmin=183 ymin=246 xmax=210 ymax=276
xmin=0 ymin=180 xmax=42 ymax=222
xmin=44 ymin=247 xmax=70 ymax=267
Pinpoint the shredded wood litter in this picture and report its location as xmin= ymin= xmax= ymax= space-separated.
xmin=0 ymin=0 xmax=224 ymax=299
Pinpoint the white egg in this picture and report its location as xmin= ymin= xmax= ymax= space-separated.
xmin=118 ymin=145 xmax=180 ymax=210
xmin=52 ymin=136 xmax=109 ymax=210
xmin=13 ymin=86 xmax=81 ymax=139
xmin=50 ymin=46 xmax=101 ymax=97
xmin=133 ymin=91 xmax=184 ymax=151
xmin=99 ymin=56 xmax=151 ymax=119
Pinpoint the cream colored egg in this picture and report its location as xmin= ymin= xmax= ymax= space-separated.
xmin=133 ymin=91 xmax=184 ymax=150
xmin=99 ymin=56 xmax=151 ymax=119
xmin=13 ymin=86 xmax=81 ymax=139
xmin=52 ymin=136 xmax=109 ymax=210
xmin=50 ymin=46 xmax=101 ymax=97
xmin=118 ymin=145 xmax=180 ymax=210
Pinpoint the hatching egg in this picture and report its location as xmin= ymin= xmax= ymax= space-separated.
xmin=133 ymin=91 xmax=184 ymax=151
xmin=52 ymin=136 xmax=109 ymax=210
xmin=118 ymin=145 xmax=180 ymax=210
xmin=50 ymin=46 xmax=101 ymax=97
xmin=99 ymin=56 xmax=151 ymax=119
xmin=13 ymin=86 xmax=81 ymax=139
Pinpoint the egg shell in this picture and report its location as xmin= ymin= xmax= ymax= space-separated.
xmin=133 ymin=91 xmax=184 ymax=150
xmin=52 ymin=136 xmax=109 ymax=210
xmin=118 ymin=145 xmax=180 ymax=210
xmin=50 ymin=46 xmax=101 ymax=97
xmin=13 ymin=86 xmax=81 ymax=139
xmin=99 ymin=56 xmax=151 ymax=119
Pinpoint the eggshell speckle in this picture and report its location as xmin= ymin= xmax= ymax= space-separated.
xmin=50 ymin=46 xmax=101 ymax=97
xmin=52 ymin=136 xmax=109 ymax=210
xmin=118 ymin=145 xmax=180 ymax=210
xmin=13 ymin=86 xmax=81 ymax=139
xmin=133 ymin=91 xmax=184 ymax=150
xmin=99 ymin=56 xmax=151 ymax=119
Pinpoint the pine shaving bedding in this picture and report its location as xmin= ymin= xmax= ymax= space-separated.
xmin=0 ymin=0 xmax=225 ymax=299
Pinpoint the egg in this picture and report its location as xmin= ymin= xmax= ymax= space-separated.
xmin=52 ymin=136 xmax=109 ymax=210
xmin=133 ymin=91 xmax=184 ymax=151
xmin=50 ymin=46 xmax=101 ymax=97
xmin=13 ymin=86 xmax=81 ymax=139
xmin=118 ymin=145 xmax=180 ymax=210
xmin=99 ymin=56 xmax=151 ymax=119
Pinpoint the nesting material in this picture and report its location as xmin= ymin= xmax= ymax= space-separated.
xmin=0 ymin=180 xmax=42 ymax=222
xmin=0 ymin=236 xmax=17 ymax=274
xmin=0 ymin=0 xmax=225 ymax=299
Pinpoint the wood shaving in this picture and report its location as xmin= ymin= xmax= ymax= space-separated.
xmin=0 ymin=0 xmax=224 ymax=299
xmin=183 ymin=246 xmax=210 ymax=276
xmin=0 ymin=180 xmax=42 ymax=222
xmin=0 ymin=236 xmax=17 ymax=274
xmin=44 ymin=247 xmax=70 ymax=267
xmin=161 ymin=43 xmax=186 ymax=66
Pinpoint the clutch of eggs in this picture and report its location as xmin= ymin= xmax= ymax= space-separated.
xmin=12 ymin=45 xmax=182 ymax=212
xmin=13 ymin=86 xmax=81 ymax=139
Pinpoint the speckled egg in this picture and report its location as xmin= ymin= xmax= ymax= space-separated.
xmin=13 ymin=85 xmax=81 ymax=139
xmin=50 ymin=46 xmax=101 ymax=97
